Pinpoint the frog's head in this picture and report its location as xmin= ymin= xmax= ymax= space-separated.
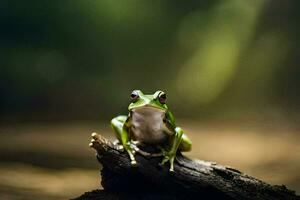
xmin=128 ymin=90 xmax=168 ymax=111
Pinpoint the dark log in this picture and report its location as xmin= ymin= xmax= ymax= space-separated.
xmin=73 ymin=133 xmax=300 ymax=200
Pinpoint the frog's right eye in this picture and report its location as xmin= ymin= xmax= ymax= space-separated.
xmin=130 ymin=90 xmax=139 ymax=102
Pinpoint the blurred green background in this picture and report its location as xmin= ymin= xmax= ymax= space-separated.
xmin=1 ymin=0 xmax=300 ymax=199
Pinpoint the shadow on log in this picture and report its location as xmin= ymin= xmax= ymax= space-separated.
xmin=73 ymin=133 xmax=300 ymax=200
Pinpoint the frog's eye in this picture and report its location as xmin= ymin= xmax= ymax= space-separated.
xmin=158 ymin=92 xmax=167 ymax=104
xmin=130 ymin=90 xmax=139 ymax=102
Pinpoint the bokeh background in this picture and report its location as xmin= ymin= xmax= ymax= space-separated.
xmin=1 ymin=0 xmax=300 ymax=199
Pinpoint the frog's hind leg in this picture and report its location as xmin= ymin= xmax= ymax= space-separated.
xmin=179 ymin=133 xmax=192 ymax=152
xmin=111 ymin=115 xmax=127 ymax=143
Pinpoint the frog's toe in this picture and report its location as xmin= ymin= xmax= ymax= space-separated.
xmin=116 ymin=145 xmax=124 ymax=151
xmin=112 ymin=140 xmax=124 ymax=150
xmin=112 ymin=139 xmax=120 ymax=145
xmin=131 ymin=160 xmax=137 ymax=166
xmin=169 ymin=158 xmax=175 ymax=172
xmin=159 ymin=155 xmax=176 ymax=172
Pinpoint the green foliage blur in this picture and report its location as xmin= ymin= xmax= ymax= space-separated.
xmin=1 ymin=0 xmax=300 ymax=122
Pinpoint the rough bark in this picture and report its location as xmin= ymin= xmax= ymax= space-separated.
xmin=73 ymin=133 xmax=300 ymax=200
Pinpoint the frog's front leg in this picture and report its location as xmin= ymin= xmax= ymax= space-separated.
xmin=161 ymin=127 xmax=184 ymax=172
xmin=111 ymin=115 xmax=137 ymax=165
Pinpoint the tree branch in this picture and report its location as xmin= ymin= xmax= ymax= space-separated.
xmin=73 ymin=133 xmax=300 ymax=200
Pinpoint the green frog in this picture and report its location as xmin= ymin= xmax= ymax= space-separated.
xmin=111 ymin=90 xmax=192 ymax=172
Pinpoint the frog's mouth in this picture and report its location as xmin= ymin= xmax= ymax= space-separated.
xmin=131 ymin=105 xmax=167 ymax=121
xmin=132 ymin=105 xmax=166 ymax=113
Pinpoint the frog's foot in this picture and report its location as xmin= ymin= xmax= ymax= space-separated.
xmin=112 ymin=140 xmax=140 ymax=152
xmin=160 ymin=151 xmax=175 ymax=172
xmin=125 ymin=142 xmax=139 ymax=166
xmin=129 ymin=154 xmax=137 ymax=165
xmin=112 ymin=140 xmax=124 ymax=151
xmin=128 ymin=141 xmax=164 ymax=157
xmin=126 ymin=147 xmax=137 ymax=166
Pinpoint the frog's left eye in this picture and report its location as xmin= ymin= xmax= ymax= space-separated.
xmin=158 ymin=92 xmax=167 ymax=104
xmin=130 ymin=90 xmax=139 ymax=102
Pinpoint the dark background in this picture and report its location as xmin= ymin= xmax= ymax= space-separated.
xmin=0 ymin=1 xmax=300 ymax=199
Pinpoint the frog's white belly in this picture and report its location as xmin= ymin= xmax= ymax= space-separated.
xmin=130 ymin=107 xmax=171 ymax=144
